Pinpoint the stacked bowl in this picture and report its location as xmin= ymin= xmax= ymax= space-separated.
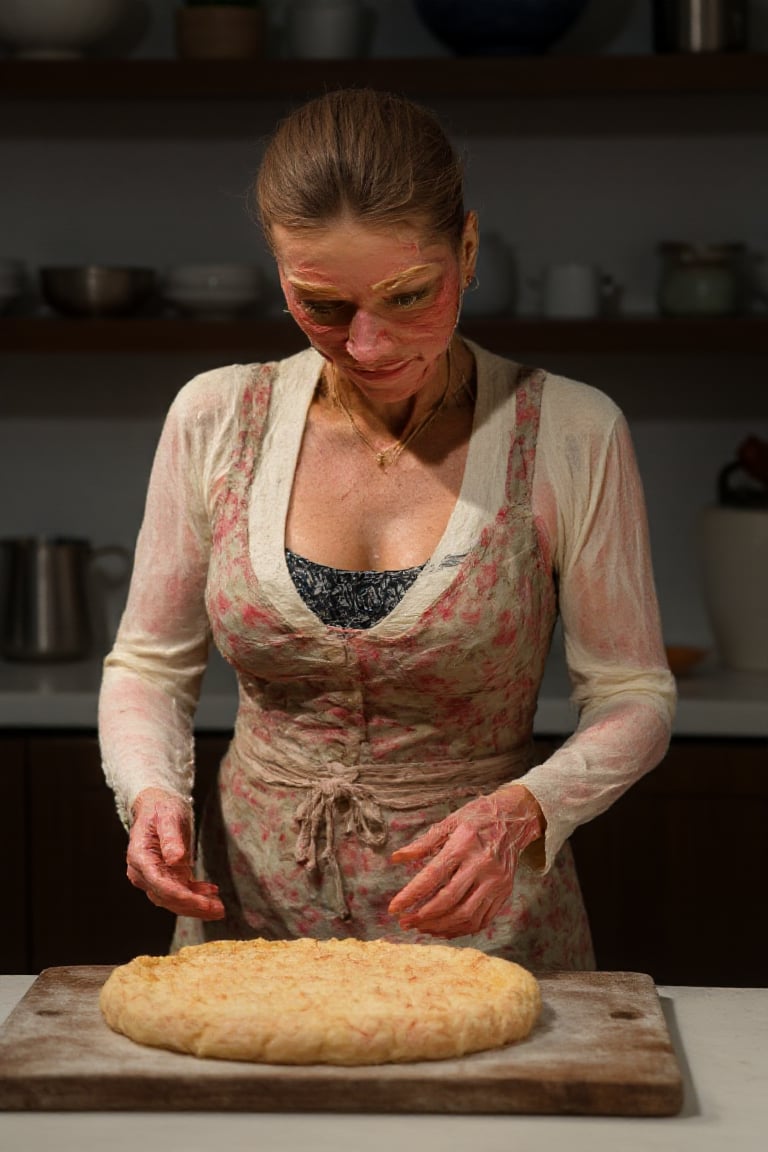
xmin=162 ymin=264 xmax=264 ymax=319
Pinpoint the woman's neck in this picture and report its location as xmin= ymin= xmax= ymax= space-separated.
xmin=323 ymin=338 xmax=472 ymax=441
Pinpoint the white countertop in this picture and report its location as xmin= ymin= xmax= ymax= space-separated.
xmin=1 ymin=648 xmax=766 ymax=737
xmin=0 ymin=977 xmax=766 ymax=1151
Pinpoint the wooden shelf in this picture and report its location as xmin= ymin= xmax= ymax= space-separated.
xmin=3 ymin=315 xmax=768 ymax=357
xmin=2 ymin=53 xmax=768 ymax=101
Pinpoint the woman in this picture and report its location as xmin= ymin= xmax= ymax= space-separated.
xmin=99 ymin=89 xmax=675 ymax=971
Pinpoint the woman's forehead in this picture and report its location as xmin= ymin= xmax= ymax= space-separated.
xmin=272 ymin=218 xmax=450 ymax=259
xmin=272 ymin=221 xmax=452 ymax=289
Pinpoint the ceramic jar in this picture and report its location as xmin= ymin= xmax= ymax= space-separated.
xmin=658 ymin=243 xmax=746 ymax=317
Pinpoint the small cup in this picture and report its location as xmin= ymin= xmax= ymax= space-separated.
xmin=540 ymin=262 xmax=616 ymax=318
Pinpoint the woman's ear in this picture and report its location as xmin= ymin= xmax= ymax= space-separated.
xmin=461 ymin=210 xmax=479 ymax=285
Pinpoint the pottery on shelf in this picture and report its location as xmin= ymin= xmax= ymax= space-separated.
xmin=0 ymin=0 xmax=130 ymax=59
xmin=282 ymin=0 xmax=376 ymax=59
xmin=175 ymin=4 xmax=266 ymax=59
xmin=413 ymin=0 xmax=590 ymax=56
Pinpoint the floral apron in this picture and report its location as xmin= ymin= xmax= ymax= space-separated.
xmin=172 ymin=357 xmax=595 ymax=972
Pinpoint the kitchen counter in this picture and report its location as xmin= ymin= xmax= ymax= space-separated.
xmin=0 ymin=977 xmax=765 ymax=1151
xmin=1 ymin=649 xmax=766 ymax=737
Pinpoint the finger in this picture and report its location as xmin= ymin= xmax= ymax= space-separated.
xmin=135 ymin=867 xmax=225 ymax=920
xmin=389 ymin=824 xmax=478 ymax=915
xmin=395 ymin=859 xmax=477 ymax=927
xmin=127 ymin=851 xmax=214 ymax=904
xmin=128 ymin=817 xmax=190 ymax=885
xmin=155 ymin=807 xmax=191 ymax=867
xmin=388 ymin=861 xmax=444 ymax=916
xmin=389 ymin=813 xmax=458 ymax=864
xmin=188 ymin=880 xmax=221 ymax=896
xmin=388 ymin=853 xmax=461 ymax=915
xmin=146 ymin=886 xmax=226 ymax=920
xmin=406 ymin=878 xmax=509 ymax=938
xmin=422 ymin=891 xmax=509 ymax=940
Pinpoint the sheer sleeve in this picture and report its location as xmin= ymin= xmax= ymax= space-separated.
xmin=518 ymin=377 xmax=676 ymax=871
xmin=98 ymin=367 xmax=244 ymax=828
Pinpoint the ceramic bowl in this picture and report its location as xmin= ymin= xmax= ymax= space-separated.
xmin=0 ymin=0 xmax=129 ymax=58
xmin=39 ymin=266 xmax=156 ymax=317
xmin=164 ymin=263 xmax=263 ymax=290
xmin=162 ymin=263 xmax=263 ymax=317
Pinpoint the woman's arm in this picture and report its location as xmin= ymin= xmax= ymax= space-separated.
xmin=519 ymin=384 xmax=676 ymax=870
xmin=98 ymin=368 xmax=241 ymax=829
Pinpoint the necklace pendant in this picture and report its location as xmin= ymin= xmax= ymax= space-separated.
xmin=376 ymin=452 xmax=389 ymax=470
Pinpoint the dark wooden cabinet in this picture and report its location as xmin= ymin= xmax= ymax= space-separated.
xmin=2 ymin=732 xmax=766 ymax=983
xmin=568 ymin=738 xmax=768 ymax=988
xmin=2 ymin=733 xmax=226 ymax=974
xmin=26 ymin=734 xmax=176 ymax=971
xmin=0 ymin=737 xmax=27 ymax=973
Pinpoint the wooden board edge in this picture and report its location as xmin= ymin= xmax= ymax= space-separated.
xmin=0 ymin=1071 xmax=685 ymax=1116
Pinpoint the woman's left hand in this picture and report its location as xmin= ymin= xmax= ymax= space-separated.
xmin=388 ymin=785 xmax=545 ymax=938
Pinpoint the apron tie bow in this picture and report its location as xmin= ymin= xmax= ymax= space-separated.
xmin=294 ymin=765 xmax=387 ymax=918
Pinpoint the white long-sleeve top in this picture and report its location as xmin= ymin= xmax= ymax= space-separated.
xmin=99 ymin=343 xmax=675 ymax=870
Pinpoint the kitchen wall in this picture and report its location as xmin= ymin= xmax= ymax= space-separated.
xmin=2 ymin=0 xmax=768 ymax=651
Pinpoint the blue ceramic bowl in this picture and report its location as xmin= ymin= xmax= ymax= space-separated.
xmin=414 ymin=0 xmax=589 ymax=56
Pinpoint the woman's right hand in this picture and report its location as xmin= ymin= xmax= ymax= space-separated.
xmin=126 ymin=787 xmax=225 ymax=920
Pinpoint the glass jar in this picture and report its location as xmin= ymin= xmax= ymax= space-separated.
xmin=657 ymin=243 xmax=745 ymax=316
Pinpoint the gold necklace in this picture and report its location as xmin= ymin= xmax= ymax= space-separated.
xmin=327 ymin=347 xmax=461 ymax=471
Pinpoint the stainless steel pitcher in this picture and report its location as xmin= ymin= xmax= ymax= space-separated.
xmin=0 ymin=536 xmax=130 ymax=662
xmin=653 ymin=1 xmax=748 ymax=52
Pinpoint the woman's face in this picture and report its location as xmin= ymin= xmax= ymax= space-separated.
xmin=272 ymin=213 xmax=477 ymax=405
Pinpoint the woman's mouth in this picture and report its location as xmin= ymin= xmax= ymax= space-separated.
xmin=346 ymin=360 xmax=411 ymax=380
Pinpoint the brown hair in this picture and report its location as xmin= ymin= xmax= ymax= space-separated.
xmin=253 ymin=88 xmax=465 ymax=250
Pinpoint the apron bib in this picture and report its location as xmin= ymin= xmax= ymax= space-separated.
xmin=173 ymin=356 xmax=595 ymax=971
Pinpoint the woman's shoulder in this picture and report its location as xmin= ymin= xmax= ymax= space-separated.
xmin=169 ymin=347 xmax=318 ymax=427
xmin=171 ymin=362 xmax=253 ymax=420
xmin=470 ymin=340 xmax=623 ymax=434
xmin=540 ymin=370 xmax=623 ymax=435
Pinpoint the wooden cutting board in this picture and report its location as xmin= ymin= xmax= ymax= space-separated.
xmin=0 ymin=966 xmax=683 ymax=1116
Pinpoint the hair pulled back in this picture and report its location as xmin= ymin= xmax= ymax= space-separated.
xmin=254 ymin=89 xmax=465 ymax=250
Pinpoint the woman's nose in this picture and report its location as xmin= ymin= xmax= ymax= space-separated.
xmin=345 ymin=309 xmax=395 ymax=362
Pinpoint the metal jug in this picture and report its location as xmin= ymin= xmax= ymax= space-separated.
xmin=0 ymin=536 xmax=130 ymax=662
xmin=653 ymin=1 xmax=748 ymax=52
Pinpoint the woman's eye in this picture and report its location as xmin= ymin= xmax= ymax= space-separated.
xmin=390 ymin=289 xmax=430 ymax=309
xmin=300 ymin=299 xmax=347 ymax=318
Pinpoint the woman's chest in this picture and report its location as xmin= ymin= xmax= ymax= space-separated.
xmin=285 ymin=408 xmax=473 ymax=571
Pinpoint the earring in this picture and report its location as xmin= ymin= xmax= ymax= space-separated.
xmin=464 ymin=274 xmax=479 ymax=291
